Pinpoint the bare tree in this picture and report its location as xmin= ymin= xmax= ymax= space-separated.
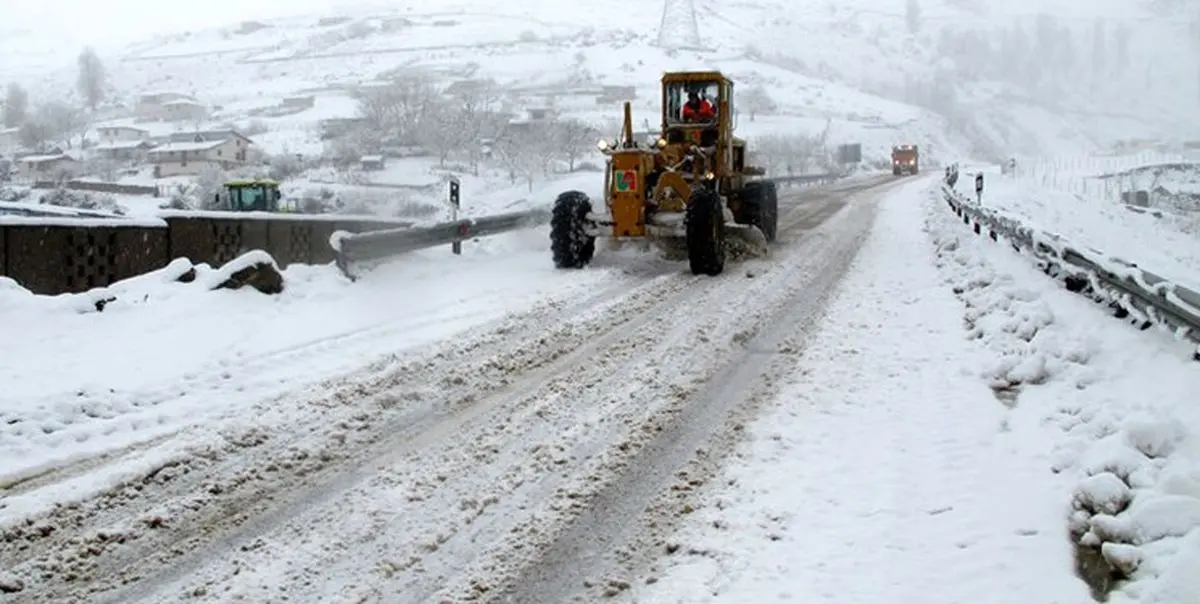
xmin=415 ymin=103 xmax=469 ymax=167
xmin=551 ymin=118 xmax=598 ymax=171
xmin=18 ymin=119 xmax=54 ymax=152
xmin=451 ymin=81 xmax=506 ymax=175
xmin=740 ymin=84 xmax=775 ymax=121
xmin=494 ymin=125 xmax=557 ymax=191
xmin=353 ymin=76 xmax=438 ymax=146
xmin=38 ymin=102 xmax=86 ymax=149
xmin=76 ymin=47 xmax=106 ymax=112
xmin=905 ymin=0 xmax=921 ymax=35
xmin=3 ymin=83 xmax=28 ymax=127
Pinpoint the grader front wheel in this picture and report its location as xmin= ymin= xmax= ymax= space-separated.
xmin=550 ymin=191 xmax=596 ymax=269
xmin=685 ymin=188 xmax=726 ymax=276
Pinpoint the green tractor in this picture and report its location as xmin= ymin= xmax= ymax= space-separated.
xmin=215 ymin=179 xmax=285 ymax=212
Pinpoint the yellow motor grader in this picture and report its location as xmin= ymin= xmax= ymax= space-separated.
xmin=550 ymin=71 xmax=777 ymax=276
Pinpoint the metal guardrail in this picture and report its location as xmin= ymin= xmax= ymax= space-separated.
xmin=332 ymin=172 xmax=842 ymax=279
xmin=768 ymin=173 xmax=837 ymax=187
xmin=940 ymin=182 xmax=1200 ymax=360
xmin=334 ymin=207 xmax=550 ymax=279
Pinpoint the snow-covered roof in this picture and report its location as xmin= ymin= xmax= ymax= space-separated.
xmin=168 ymin=130 xmax=251 ymax=143
xmin=98 ymin=125 xmax=148 ymax=133
xmin=94 ymin=140 xmax=152 ymax=150
xmin=147 ymin=140 xmax=223 ymax=153
xmin=361 ymin=155 xmax=383 ymax=162
xmin=20 ymin=153 xmax=79 ymax=163
xmin=163 ymin=99 xmax=205 ymax=107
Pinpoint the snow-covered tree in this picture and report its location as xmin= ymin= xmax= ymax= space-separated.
xmin=3 ymin=83 xmax=28 ymax=127
xmin=76 ymin=47 xmax=106 ymax=112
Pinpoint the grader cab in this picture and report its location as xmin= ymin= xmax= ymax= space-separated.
xmin=549 ymin=71 xmax=777 ymax=276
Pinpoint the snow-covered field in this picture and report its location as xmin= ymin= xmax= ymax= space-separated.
xmin=964 ymin=164 xmax=1200 ymax=287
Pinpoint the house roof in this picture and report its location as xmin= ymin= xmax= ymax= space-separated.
xmin=98 ymin=125 xmax=148 ymax=133
xmin=21 ymin=153 xmax=79 ymax=163
xmin=168 ymin=130 xmax=251 ymax=144
xmin=147 ymin=141 xmax=224 ymax=154
xmin=94 ymin=140 xmax=152 ymax=150
xmin=140 ymin=91 xmax=194 ymax=100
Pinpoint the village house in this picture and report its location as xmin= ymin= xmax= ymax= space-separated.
xmin=92 ymin=140 xmax=155 ymax=162
xmin=0 ymin=127 xmax=19 ymax=155
xmin=147 ymin=130 xmax=254 ymax=177
xmin=96 ymin=125 xmax=150 ymax=144
xmin=16 ymin=152 xmax=81 ymax=181
xmin=361 ymin=155 xmax=385 ymax=171
xmin=135 ymin=92 xmax=208 ymax=122
xmin=281 ymin=96 xmax=315 ymax=110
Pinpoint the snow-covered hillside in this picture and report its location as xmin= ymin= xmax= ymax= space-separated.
xmin=4 ymin=0 xmax=1198 ymax=166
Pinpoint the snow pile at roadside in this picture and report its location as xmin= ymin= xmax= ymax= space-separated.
xmin=925 ymin=184 xmax=1200 ymax=602
xmin=966 ymin=168 xmax=1200 ymax=283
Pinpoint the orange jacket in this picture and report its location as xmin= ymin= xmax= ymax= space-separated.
xmin=682 ymin=99 xmax=715 ymax=121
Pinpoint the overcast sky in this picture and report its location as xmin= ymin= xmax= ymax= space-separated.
xmin=5 ymin=0 xmax=376 ymax=46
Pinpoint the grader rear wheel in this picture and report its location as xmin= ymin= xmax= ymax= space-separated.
xmin=737 ymin=181 xmax=778 ymax=243
xmin=685 ymin=187 xmax=725 ymax=276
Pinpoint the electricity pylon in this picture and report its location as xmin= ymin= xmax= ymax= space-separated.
xmin=657 ymin=0 xmax=703 ymax=50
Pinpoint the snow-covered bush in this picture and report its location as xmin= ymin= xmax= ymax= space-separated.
xmin=0 ymin=185 xmax=32 ymax=202
xmin=38 ymin=188 xmax=125 ymax=215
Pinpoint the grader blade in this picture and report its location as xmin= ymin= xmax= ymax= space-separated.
xmin=724 ymin=222 xmax=770 ymax=260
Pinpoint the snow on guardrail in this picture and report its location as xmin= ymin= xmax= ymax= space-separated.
xmin=939 ymin=178 xmax=1200 ymax=361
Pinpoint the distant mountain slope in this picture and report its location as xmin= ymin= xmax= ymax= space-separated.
xmin=3 ymin=0 xmax=1196 ymax=162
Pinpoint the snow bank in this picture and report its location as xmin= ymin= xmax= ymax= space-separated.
xmin=925 ymin=184 xmax=1200 ymax=602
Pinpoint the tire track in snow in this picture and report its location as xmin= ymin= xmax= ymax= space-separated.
xmin=0 ymin=178 xmax=890 ymax=603
xmin=0 ymin=250 xmax=710 ymax=603
xmin=98 ymin=178 xmax=896 ymax=604
xmin=492 ymin=179 xmax=906 ymax=603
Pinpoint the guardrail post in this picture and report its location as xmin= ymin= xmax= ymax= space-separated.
xmin=449 ymin=178 xmax=461 ymax=255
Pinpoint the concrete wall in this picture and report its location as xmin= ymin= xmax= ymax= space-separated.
xmin=0 ymin=215 xmax=408 ymax=295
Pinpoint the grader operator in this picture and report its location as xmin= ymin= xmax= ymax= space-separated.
xmin=549 ymin=71 xmax=778 ymax=276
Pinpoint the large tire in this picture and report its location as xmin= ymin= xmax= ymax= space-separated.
xmin=735 ymin=181 xmax=778 ymax=243
xmin=550 ymin=191 xmax=595 ymax=269
xmin=685 ymin=187 xmax=725 ymax=276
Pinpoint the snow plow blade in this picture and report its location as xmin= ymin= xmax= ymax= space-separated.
xmin=334 ymin=208 xmax=551 ymax=279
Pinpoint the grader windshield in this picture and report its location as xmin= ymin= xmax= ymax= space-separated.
xmin=665 ymin=80 xmax=720 ymax=125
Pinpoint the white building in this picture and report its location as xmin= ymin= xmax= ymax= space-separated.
xmin=147 ymin=131 xmax=254 ymax=177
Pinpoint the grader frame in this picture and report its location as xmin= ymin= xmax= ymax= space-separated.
xmin=550 ymin=71 xmax=777 ymax=276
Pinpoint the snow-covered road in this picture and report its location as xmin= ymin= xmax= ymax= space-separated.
xmin=0 ymin=176 xmax=897 ymax=603
xmin=620 ymin=177 xmax=1094 ymax=604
